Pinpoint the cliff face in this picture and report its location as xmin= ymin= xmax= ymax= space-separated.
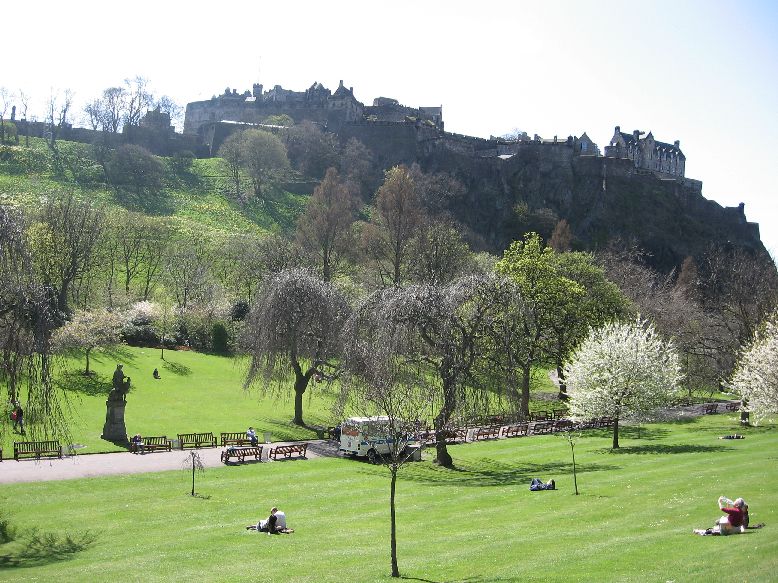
xmin=419 ymin=141 xmax=763 ymax=270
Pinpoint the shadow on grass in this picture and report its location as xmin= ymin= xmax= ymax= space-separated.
xmin=598 ymin=444 xmax=731 ymax=455
xmin=0 ymin=529 xmax=98 ymax=568
xmin=57 ymin=370 xmax=110 ymax=397
xmin=613 ymin=426 xmax=670 ymax=440
xmin=162 ymin=359 xmax=192 ymax=377
xmin=387 ymin=457 xmax=620 ymax=488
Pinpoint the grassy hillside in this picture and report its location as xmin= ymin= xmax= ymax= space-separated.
xmin=0 ymin=414 xmax=775 ymax=582
xmin=0 ymin=138 xmax=308 ymax=238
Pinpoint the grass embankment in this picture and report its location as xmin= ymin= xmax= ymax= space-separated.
xmin=0 ymin=414 xmax=775 ymax=582
xmin=0 ymin=138 xmax=308 ymax=237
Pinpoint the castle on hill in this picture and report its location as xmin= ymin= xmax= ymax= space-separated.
xmin=182 ymin=79 xmax=693 ymax=186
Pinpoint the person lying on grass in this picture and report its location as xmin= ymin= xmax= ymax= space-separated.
xmin=530 ymin=478 xmax=555 ymax=491
xmin=246 ymin=507 xmax=294 ymax=534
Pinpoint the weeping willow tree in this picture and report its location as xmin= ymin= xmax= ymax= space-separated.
xmin=340 ymin=275 xmax=505 ymax=468
xmin=0 ymin=205 xmax=69 ymax=441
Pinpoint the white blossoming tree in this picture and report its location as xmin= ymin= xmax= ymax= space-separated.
xmin=565 ymin=317 xmax=683 ymax=448
xmin=730 ymin=313 xmax=778 ymax=422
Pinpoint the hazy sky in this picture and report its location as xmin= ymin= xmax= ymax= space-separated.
xmin=5 ymin=0 xmax=777 ymax=256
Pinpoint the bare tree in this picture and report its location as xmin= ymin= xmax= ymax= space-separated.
xmin=217 ymin=130 xmax=246 ymax=199
xmin=296 ymin=167 xmax=359 ymax=282
xmin=363 ymin=166 xmax=425 ymax=287
xmin=242 ymin=269 xmax=350 ymax=426
xmin=406 ymin=221 xmax=472 ymax=285
xmin=45 ymin=88 xmax=73 ymax=149
xmin=341 ymin=295 xmax=432 ymax=577
xmin=123 ymin=76 xmax=154 ymax=128
xmin=19 ymin=90 xmax=31 ymax=146
xmin=31 ymin=193 xmax=106 ymax=317
xmin=0 ymin=86 xmax=11 ymax=143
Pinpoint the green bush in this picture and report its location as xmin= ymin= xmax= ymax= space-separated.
xmin=0 ymin=121 xmax=17 ymax=144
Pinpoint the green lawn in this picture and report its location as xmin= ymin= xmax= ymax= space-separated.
xmin=1 ymin=347 xmax=337 ymax=455
xmin=0 ymin=414 xmax=775 ymax=582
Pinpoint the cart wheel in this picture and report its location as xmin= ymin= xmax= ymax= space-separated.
xmin=367 ymin=449 xmax=378 ymax=464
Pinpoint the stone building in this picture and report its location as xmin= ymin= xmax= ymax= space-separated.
xmin=604 ymin=126 xmax=685 ymax=177
xmin=183 ymin=79 xmax=443 ymax=150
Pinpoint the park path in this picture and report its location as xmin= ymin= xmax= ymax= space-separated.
xmin=0 ymin=439 xmax=340 ymax=485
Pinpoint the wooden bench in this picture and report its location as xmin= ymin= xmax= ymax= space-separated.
xmin=268 ymin=443 xmax=308 ymax=460
xmin=178 ymin=432 xmax=218 ymax=448
xmin=131 ymin=436 xmax=172 ymax=453
xmin=553 ymin=419 xmax=574 ymax=431
xmin=472 ymin=426 xmax=501 ymax=441
xmin=221 ymin=446 xmax=263 ymax=464
xmin=220 ymin=432 xmax=254 ymax=447
xmin=703 ymin=404 xmax=719 ymax=415
xmin=551 ymin=408 xmax=568 ymax=419
xmin=502 ymin=423 xmax=529 ymax=438
xmin=14 ymin=440 xmax=62 ymax=461
xmin=531 ymin=421 xmax=554 ymax=435
xmin=529 ymin=410 xmax=551 ymax=422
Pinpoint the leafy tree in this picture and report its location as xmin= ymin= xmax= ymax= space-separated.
xmin=565 ymin=317 xmax=683 ymax=448
xmin=495 ymin=233 xmax=583 ymax=415
xmin=242 ymin=269 xmax=350 ymax=426
xmin=348 ymin=276 xmax=503 ymax=467
xmin=0 ymin=121 xmax=17 ymax=144
xmin=241 ymin=129 xmax=289 ymax=199
xmin=550 ymin=252 xmax=629 ymax=394
xmin=53 ymin=309 xmax=124 ymax=374
xmin=363 ymin=166 xmax=424 ymax=287
xmin=263 ymin=114 xmax=294 ymax=126
xmin=296 ymin=167 xmax=359 ymax=282
xmin=730 ymin=311 xmax=778 ymax=421
xmin=0 ymin=206 xmax=64 ymax=439
xmin=108 ymin=144 xmax=165 ymax=195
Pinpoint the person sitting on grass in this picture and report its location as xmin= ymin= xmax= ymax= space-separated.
xmin=530 ymin=478 xmax=555 ymax=491
xmin=153 ymin=368 xmax=161 ymax=379
xmin=694 ymin=496 xmax=758 ymax=535
xmin=246 ymin=507 xmax=294 ymax=534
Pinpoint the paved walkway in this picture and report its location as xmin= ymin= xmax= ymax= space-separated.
xmin=0 ymin=439 xmax=340 ymax=485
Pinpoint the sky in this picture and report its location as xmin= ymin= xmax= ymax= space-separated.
xmin=4 ymin=0 xmax=777 ymax=257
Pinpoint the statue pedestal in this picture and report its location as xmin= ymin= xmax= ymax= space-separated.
xmin=102 ymin=400 xmax=128 ymax=443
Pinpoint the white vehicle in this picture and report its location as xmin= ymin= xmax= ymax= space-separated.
xmin=339 ymin=416 xmax=418 ymax=463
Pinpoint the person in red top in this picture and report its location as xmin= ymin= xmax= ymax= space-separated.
xmin=717 ymin=497 xmax=746 ymax=534
xmin=695 ymin=496 xmax=747 ymax=535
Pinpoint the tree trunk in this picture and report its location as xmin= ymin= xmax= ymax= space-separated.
xmin=520 ymin=365 xmax=531 ymax=418
xmin=612 ymin=416 xmax=620 ymax=449
xmin=571 ymin=441 xmax=579 ymax=495
xmin=292 ymin=363 xmax=310 ymax=426
xmin=85 ymin=347 xmax=91 ymax=375
xmin=390 ymin=467 xmax=399 ymax=577
xmin=556 ymin=360 xmax=567 ymax=394
xmin=433 ymin=376 xmax=456 ymax=468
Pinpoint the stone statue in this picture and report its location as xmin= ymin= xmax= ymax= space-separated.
xmin=110 ymin=364 xmax=130 ymax=402
xmin=103 ymin=364 xmax=130 ymax=443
